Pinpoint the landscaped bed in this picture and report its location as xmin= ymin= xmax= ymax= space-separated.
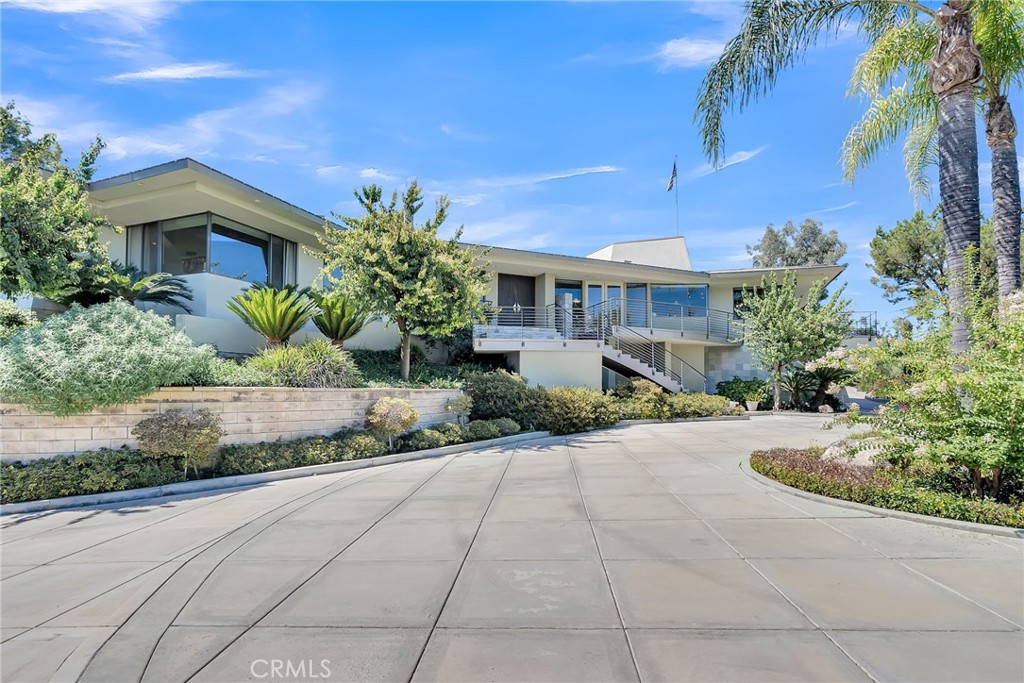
xmin=750 ymin=447 xmax=1024 ymax=528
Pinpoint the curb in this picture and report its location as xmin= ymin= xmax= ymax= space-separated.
xmin=740 ymin=459 xmax=1024 ymax=539
xmin=0 ymin=431 xmax=552 ymax=516
xmin=618 ymin=415 xmax=750 ymax=426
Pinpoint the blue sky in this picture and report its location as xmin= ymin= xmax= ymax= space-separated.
xmin=3 ymin=1 xmax=1020 ymax=325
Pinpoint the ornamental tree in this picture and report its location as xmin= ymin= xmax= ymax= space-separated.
xmin=0 ymin=102 xmax=115 ymax=299
xmin=317 ymin=181 xmax=489 ymax=380
xmin=736 ymin=272 xmax=852 ymax=411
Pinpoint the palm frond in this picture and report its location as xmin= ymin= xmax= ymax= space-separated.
xmin=227 ymin=284 xmax=318 ymax=347
xmin=310 ymin=289 xmax=377 ymax=347
xmin=975 ymin=0 xmax=1024 ymax=95
xmin=842 ymin=81 xmax=935 ymax=183
xmin=903 ymin=115 xmax=939 ymax=201
xmin=848 ymin=19 xmax=934 ymax=97
xmin=695 ymin=0 xmax=929 ymax=165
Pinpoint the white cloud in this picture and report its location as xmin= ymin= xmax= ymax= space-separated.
xmin=440 ymin=122 xmax=488 ymax=142
xmin=656 ymin=37 xmax=725 ymax=70
xmin=109 ymin=62 xmax=257 ymax=82
xmin=315 ymin=165 xmax=349 ymax=177
xmin=459 ymin=211 xmax=558 ymax=250
xmin=688 ymin=147 xmax=766 ymax=179
xmin=811 ymin=201 xmax=859 ymax=214
xmin=476 ymin=165 xmax=622 ymax=189
xmin=8 ymin=82 xmax=326 ymax=164
xmin=360 ymin=167 xmax=398 ymax=182
xmin=6 ymin=0 xmax=180 ymax=33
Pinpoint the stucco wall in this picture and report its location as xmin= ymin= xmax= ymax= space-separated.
xmin=509 ymin=350 xmax=603 ymax=390
xmin=1 ymin=387 xmax=461 ymax=461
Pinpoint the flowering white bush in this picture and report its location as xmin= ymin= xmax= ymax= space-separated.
xmin=818 ymin=295 xmax=1024 ymax=497
xmin=0 ymin=301 xmax=214 ymax=415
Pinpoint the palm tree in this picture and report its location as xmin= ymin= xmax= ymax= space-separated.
xmin=844 ymin=0 xmax=1022 ymax=304
xmin=57 ymin=260 xmax=194 ymax=312
xmin=226 ymin=283 xmax=318 ymax=347
xmin=105 ymin=263 xmax=194 ymax=312
xmin=309 ymin=289 xmax=376 ymax=348
xmin=695 ymin=0 xmax=984 ymax=353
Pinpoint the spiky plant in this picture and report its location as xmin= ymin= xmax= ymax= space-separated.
xmin=226 ymin=283 xmax=317 ymax=347
xmin=106 ymin=263 xmax=194 ymax=312
xmin=310 ymin=289 xmax=376 ymax=348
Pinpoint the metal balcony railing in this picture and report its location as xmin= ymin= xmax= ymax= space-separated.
xmin=848 ymin=311 xmax=879 ymax=338
xmin=473 ymin=301 xmax=709 ymax=392
xmin=583 ymin=298 xmax=741 ymax=342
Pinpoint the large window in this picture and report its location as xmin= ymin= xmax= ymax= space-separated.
xmin=555 ymin=280 xmax=583 ymax=311
xmin=126 ymin=213 xmax=297 ymax=287
xmin=650 ymin=284 xmax=708 ymax=317
xmin=733 ymin=286 xmax=765 ymax=313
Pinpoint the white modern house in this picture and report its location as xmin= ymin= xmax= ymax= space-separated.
xmin=41 ymin=158 xmax=846 ymax=392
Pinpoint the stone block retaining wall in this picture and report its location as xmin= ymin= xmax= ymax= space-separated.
xmin=0 ymin=387 xmax=461 ymax=461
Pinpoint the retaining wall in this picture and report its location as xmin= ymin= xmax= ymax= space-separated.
xmin=0 ymin=387 xmax=461 ymax=461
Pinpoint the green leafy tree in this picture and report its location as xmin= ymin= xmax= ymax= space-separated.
xmin=695 ymin=0 xmax=984 ymax=354
xmin=748 ymin=218 xmax=847 ymax=267
xmin=736 ymin=272 xmax=852 ymax=411
xmin=0 ymin=102 xmax=115 ymax=299
xmin=317 ymin=181 xmax=489 ymax=381
xmin=310 ymin=289 xmax=375 ymax=348
xmin=227 ymin=284 xmax=318 ymax=347
xmin=870 ymin=210 xmax=1024 ymax=323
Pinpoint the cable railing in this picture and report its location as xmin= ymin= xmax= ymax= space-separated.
xmin=604 ymin=324 xmax=707 ymax=393
xmin=583 ymin=298 xmax=741 ymax=342
xmin=474 ymin=301 xmax=708 ymax=392
xmin=849 ymin=311 xmax=879 ymax=338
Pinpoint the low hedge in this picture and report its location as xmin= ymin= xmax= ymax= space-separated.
xmin=0 ymin=418 xmax=527 ymax=505
xmin=750 ymin=448 xmax=1024 ymax=528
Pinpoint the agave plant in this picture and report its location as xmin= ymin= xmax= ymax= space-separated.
xmin=227 ymin=284 xmax=318 ymax=347
xmin=310 ymin=289 xmax=376 ymax=348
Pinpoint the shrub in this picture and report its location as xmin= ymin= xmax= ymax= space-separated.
xmin=0 ymin=301 xmax=213 ymax=416
xmin=433 ymin=422 xmax=469 ymax=444
xmin=337 ymin=432 xmax=388 ymax=460
xmin=715 ymin=376 xmax=770 ymax=405
xmin=226 ymin=283 xmax=318 ymax=347
xmin=667 ymin=393 xmax=739 ymax=419
xmin=246 ymin=339 xmax=363 ymax=388
xmin=310 ymin=289 xmax=375 ymax=348
xmin=445 ymin=394 xmax=474 ymax=424
xmin=199 ymin=356 xmax=273 ymax=387
xmin=348 ymin=347 xmax=475 ymax=388
xmin=364 ymin=396 xmax=419 ymax=449
xmin=399 ymin=428 xmax=449 ymax=452
xmin=491 ymin=417 xmax=521 ymax=436
xmin=0 ymin=299 xmax=37 ymax=340
xmin=750 ymin=448 xmax=1024 ymax=528
xmin=540 ymin=386 xmax=619 ymax=435
xmin=466 ymin=419 xmax=502 ymax=441
xmin=1 ymin=449 xmax=182 ymax=504
xmin=132 ymin=410 xmax=224 ymax=478
xmin=462 ymin=370 xmax=543 ymax=427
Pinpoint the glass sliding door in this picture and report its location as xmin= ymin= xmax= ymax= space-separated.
xmin=161 ymin=215 xmax=209 ymax=275
xmin=210 ymin=215 xmax=270 ymax=284
xmin=626 ymin=283 xmax=648 ymax=326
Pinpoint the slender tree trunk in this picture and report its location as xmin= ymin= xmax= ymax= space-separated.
xmin=986 ymin=95 xmax=1022 ymax=299
xmin=399 ymin=330 xmax=412 ymax=381
xmin=773 ymin=364 xmax=782 ymax=412
xmin=931 ymin=1 xmax=984 ymax=354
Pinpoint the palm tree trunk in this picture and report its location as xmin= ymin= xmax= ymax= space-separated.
xmin=931 ymin=1 xmax=984 ymax=354
xmin=986 ymin=95 xmax=1022 ymax=299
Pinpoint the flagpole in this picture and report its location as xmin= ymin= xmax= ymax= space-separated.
xmin=674 ymin=155 xmax=679 ymax=236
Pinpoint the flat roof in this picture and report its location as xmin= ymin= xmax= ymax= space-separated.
xmin=89 ymin=157 xmax=336 ymax=229
xmin=463 ymin=242 xmax=712 ymax=280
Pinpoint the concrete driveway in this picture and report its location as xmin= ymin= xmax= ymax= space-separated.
xmin=2 ymin=417 xmax=1021 ymax=683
